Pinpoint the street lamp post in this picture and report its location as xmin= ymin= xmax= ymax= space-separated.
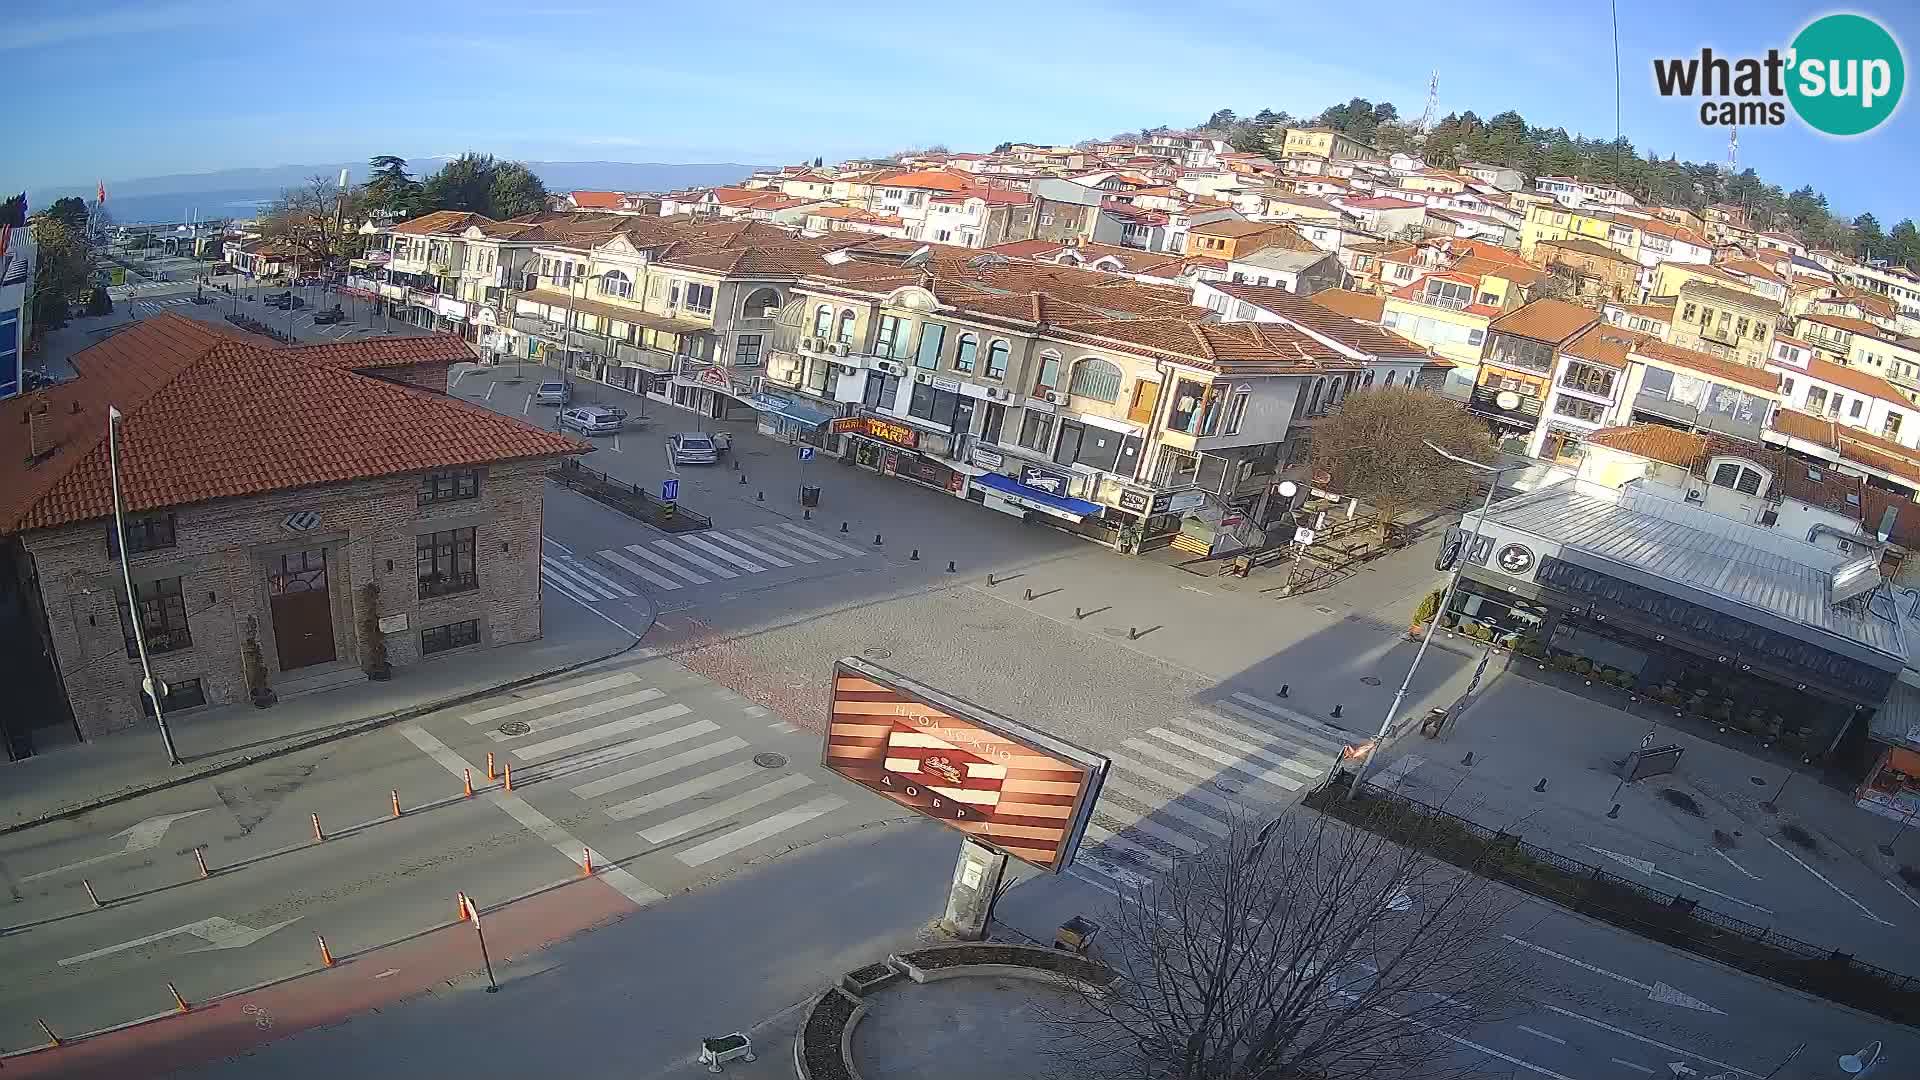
xmin=108 ymin=406 xmax=182 ymax=768
xmin=1347 ymin=442 xmax=1521 ymax=799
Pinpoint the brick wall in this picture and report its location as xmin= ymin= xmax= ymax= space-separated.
xmin=25 ymin=458 xmax=551 ymax=740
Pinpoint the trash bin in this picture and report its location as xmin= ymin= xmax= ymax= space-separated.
xmin=799 ymin=485 xmax=821 ymax=508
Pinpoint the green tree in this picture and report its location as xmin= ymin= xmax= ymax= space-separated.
xmin=1310 ymin=386 xmax=1497 ymax=543
xmin=28 ymin=216 xmax=90 ymax=334
xmin=363 ymin=155 xmax=422 ymax=218
xmin=418 ymin=153 xmax=550 ymax=219
xmin=1203 ymin=108 xmax=1238 ymax=130
xmin=1890 ymin=219 xmax=1920 ymax=270
xmin=1854 ymin=212 xmax=1885 ymax=258
xmin=0 ymin=193 xmax=24 ymax=227
xmin=45 ymin=196 xmax=89 ymax=232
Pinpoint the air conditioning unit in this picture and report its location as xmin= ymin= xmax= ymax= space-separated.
xmin=1045 ymin=390 xmax=1067 ymax=405
xmin=799 ymin=338 xmax=815 ymax=352
xmin=913 ymin=371 xmax=934 ymax=384
xmin=874 ymin=359 xmax=906 ymax=377
xmin=833 ymin=343 xmax=850 ymax=356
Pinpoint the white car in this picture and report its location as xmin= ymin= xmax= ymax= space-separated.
xmin=534 ymin=381 xmax=572 ymax=406
xmin=560 ymin=405 xmax=626 ymax=435
xmin=668 ymin=432 xmax=719 ymax=465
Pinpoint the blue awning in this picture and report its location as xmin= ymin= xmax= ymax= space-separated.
xmin=749 ymin=394 xmax=835 ymax=429
xmin=972 ymin=471 xmax=1104 ymax=522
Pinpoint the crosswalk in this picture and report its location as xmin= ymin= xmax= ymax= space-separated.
xmin=466 ymin=671 xmax=847 ymax=868
xmin=133 ymin=296 xmax=196 ymax=313
xmin=1072 ymin=692 xmax=1353 ymax=892
xmin=540 ymin=523 xmax=872 ymax=601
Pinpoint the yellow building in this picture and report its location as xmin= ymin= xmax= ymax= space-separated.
xmin=1280 ymin=127 xmax=1377 ymax=162
xmin=1519 ymin=203 xmax=1642 ymax=264
xmin=1650 ymin=261 xmax=1775 ymax=303
xmin=1668 ymin=280 xmax=1778 ymax=365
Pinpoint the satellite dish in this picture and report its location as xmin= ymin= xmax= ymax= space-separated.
xmin=1277 ymin=481 xmax=1298 ymax=498
xmin=901 ymin=244 xmax=933 ymax=267
xmin=1495 ymin=390 xmax=1521 ymax=411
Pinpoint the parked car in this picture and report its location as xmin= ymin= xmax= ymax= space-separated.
xmin=667 ymin=432 xmax=719 ymax=465
xmin=311 ymin=305 xmax=345 ymax=325
xmin=560 ymin=405 xmax=626 ymax=435
xmin=534 ymin=381 xmax=572 ymax=405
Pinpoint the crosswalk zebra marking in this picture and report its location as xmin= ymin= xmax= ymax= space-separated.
xmin=678 ymin=534 xmax=765 ymax=573
xmin=571 ymin=737 xmax=749 ymax=800
xmin=701 ymin=531 xmax=793 ymax=568
xmin=1098 ymin=808 xmax=1208 ymax=854
xmin=603 ymin=760 xmax=764 ymax=821
xmin=1165 ymin=717 xmax=1330 ymax=780
xmin=512 ymin=703 xmax=694 ymax=762
xmin=1188 ymin=704 xmax=1348 ymax=759
xmin=486 ymin=688 xmax=665 ymax=741
xmin=750 ymin=525 xmax=842 ymax=560
xmin=558 ymin=557 xmax=635 ymax=597
xmin=638 ymin=772 xmax=815 ymax=844
xmin=533 ymin=722 xmax=722 ymax=785
xmin=727 ymin=528 xmax=817 ymax=564
xmin=541 ymin=566 xmax=601 ymax=604
xmin=652 ymin=538 xmax=739 ymax=579
xmin=1227 ymin=692 xmax=1352 ymax=743
xmin=1083 ymin=823 xmax=1173 ymax=872
xmin=466 ymin=673 xmax=640 ymax=725
xmin=1143 ymin=728 xmax=1306 ymax=793
xmin=542 ymin=556 xmax=623 ymax=600
xmin=620 ymin=543 xmax=710 ymax=584
xmin=673 ymin=796 xmax=847 ymax=867
xmin=597 ymin=548 xmax=684 ymax=591
xmin=1100 ymin=776 xmax=1231 ymax=838
xmin=1104 ymin=752 xmax=1252 ymax=818
xmin=775 ymin=523 xmax=868 ymax=558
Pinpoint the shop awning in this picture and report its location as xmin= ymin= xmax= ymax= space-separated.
xmin=972 ymin=472 xmax=1103 ymax=522
xmin=749 ymin=394 xmax=835 ymax=429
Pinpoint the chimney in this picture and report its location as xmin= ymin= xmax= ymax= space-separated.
xmin=25 ymin=400 xmax=53 ymax=461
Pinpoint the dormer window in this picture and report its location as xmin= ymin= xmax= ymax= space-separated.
xmin=1709 ymin=457 xmax=1768 ymax=496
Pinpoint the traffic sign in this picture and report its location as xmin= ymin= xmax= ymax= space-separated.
xmin=798 ymin=447 xmax=815 ymax=462
xmin=661 ymin=478 xmax=679 ymax=502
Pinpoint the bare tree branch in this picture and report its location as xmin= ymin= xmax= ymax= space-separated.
xmin=1309 ymin=387 xmax=1498 ymax=543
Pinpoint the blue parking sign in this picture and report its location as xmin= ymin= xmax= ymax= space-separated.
xmin=662 ymin=478 xmax=680 ymax=502
xmin=798 ymin=447 xmax=815 ymax=462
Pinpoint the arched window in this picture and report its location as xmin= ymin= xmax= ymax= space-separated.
xmin=836 ymin=310 xmax=856 ymax=344
xmin=985 ymin=340 xmax=1010 ymax=380
xmin=954 ymin=334 xmax=979 ymax=374
xmin=812 ymin=305 xmax=832 ymax=337
xmin=1363 ymin=370 xmax=1376 ymax=387
xmin=742 ymin=287 xmax=781 ymax=319
xmin=1307 ymin=377 xmax=1327 ymax=414
xmin=1384 ymin=370 xmax=1398 ymax=387
xmin=1035 ymin=350 xmax=1062 ymax=391
xmin=598 ymin=270 xmax=632 ymax=299
xmin=1068 ymin=357 xmax=1123 ymax=402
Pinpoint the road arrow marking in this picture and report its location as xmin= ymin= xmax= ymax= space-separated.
xmin=21 ymin=809 xmax=215 ymax=883
xmin=1502 ymin=935 xmax=1725 ymax=1015
xmin=1586 ymin=845 xmax=1774 ymax=915
xmin=58 ymin=916 xmax=299 ymax=966
xmin=1669 ymin=1064 xmax=1697 ymax=1077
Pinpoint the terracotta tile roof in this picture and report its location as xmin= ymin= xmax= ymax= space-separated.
xmin=877 ymin=170 xmax=973 ymax=192
xmin=1047 ymin=318 xmax=1361 ymax=373
xmin=1584 ymin=425 xmax=1712 ymax=467
xmin=1539 ymin=237 xmax=1638 ymax=265
xmin=1678 ymin=278 xmax=1782 ymax=313
xmin=280 ymin=336 xmax=473 ymax=371
xmin=1343 ymin=196 xmax=1426 ymax=210
xmin=1720 ymin=257 xmax=1786 ymax=283
xmin=0 ymin=314 xmax=584 ymax=535
xmin=1563 ymin=323 xmax=1651 ymax=369
xmin=1613 ymin=301 xmax=1675 ymax=322
xmin=1488 ymin=299 xmax=1601 ymax=344
xmin=1796 ymin=355 xmax=1911 ymax=404
xmin=1638 ymin=218 xmax=1708 ymax=245
xmin=568 ymin=191 xmax=625 ymax=209
xmin=391 ymin=210 xmax=492 ymax=236
xmin=1834 ymin=428 xmax=1920 ymax=486
xmin=1799 ymin=311 xmax=1885 ymax=338
xmin=1308 ymin=288 xmax=1385 ymax=323
xmin=1189 ymin=219 xmax=1281 ymax=238
xmin=1630 ymin=339 xmax=1783 ymax=393
xmin=1767 ymin=406 xmax=1839 ymax=449
xmin=986 ymin=239 xmax=1065 ymax=258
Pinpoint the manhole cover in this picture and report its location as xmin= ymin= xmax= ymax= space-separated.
xmin=1214 ymin=779 xmax=1242 ymax=795
xmin=753 ymin=752 xmax=788 ymax=769
xmin=497 ymin=720 xmax=531 ymax=736
xmin=863 ymin=646 xmax=894 ymax=660
xmin=1361 ymin=676 xmax=1382 ymax=686
xmin=1750 ymin=776 xmax=1768 ymax=786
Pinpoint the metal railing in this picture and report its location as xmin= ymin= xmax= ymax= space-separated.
xmin=552 ymin=459 xmax=710 ymax=533
xmin=1308 ymin=778 xmax=1920 ymax=1023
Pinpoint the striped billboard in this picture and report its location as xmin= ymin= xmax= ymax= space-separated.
xmin=822 ymin=659 xmax=1108 ymax=872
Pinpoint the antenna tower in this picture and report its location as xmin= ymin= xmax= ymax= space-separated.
xmin=1417 ymin=71 xmax=1441 ymax=132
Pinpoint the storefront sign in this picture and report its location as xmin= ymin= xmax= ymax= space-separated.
xmin=435 ymin=296 xmax=468 ymax=319
xmin=932 ymin=376 xmax=961 ymax=392
xmin=1020 ymin=465 xmax=1072 ymax=497
xmin=896 ymin=453 xmax=963 ymax=493
xmin=841 ymin=415 xmax=920 ymax=449
xmin=1116 ymin=487 xmax=1150 ymax=514
xmin=971 ymin=446 xmax=1005 ymax=470
xmin=1495 ymin=543 xmax=1536 ymax=576
xmin=377 ymin=613 xmax=409 ymax=634
xmin=829 ymin=417 xmax=863 ymax=435
xmin=698 ymin=367 xmax=731 ymax=388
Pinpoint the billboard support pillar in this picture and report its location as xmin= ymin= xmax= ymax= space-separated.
xmin=941 ymin=837 xmax=1007 ymax=941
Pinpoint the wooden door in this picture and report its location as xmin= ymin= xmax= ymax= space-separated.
xmin=269 ymin=549 xmax=336 ymax=671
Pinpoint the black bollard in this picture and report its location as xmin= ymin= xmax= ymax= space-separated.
xmin=1331 ymin=704 xmax=1343 ymax=719
xmin=840 ymin=521 xmax=849 ymax=533
xmin=1607 ymin=804 xmax=1621 ymax=819
xmin=910 ymin=549 xmax=919 ymax=561
xmin=804 ymin=508 xmax=811 ymax=520
xmin=1461 ymin=752 xmax=1475 ymax=767
xmin=732 ymin=459 xmax=740 ymax=471
xmin=873 ymin=533 xmax=883 ymax=546
xmin=1533 ymin=777 xmax=1548 ymax=793
xmin=757 ymin=491 xmax=764 ymax=501
xmin=1278 ymin=684 xmax=1289 ymax=698
xmin=738 ymin=473 xmax=747 ymax=485
xmin=1024 ymin=589 xmax=1033 ymax=601
xmin=946 ymin=560 xmax=956 ymax=572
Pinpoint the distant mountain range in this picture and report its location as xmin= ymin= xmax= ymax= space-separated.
xmin=28 ymin=159 xmax=770 ymax=224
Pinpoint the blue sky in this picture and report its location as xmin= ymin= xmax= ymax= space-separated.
xmin=10 ymin=0 xmax=1918 ymax=222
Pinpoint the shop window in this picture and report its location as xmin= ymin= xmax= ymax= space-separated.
xmin=863 ymin=372 xmax=901 ymax=411
xmin=421 ymin=619 xmax=480 ymax=655
xmin=418 ymin=529 xmax=478 ymax=598
xmin=119 ymin=576 xmax=191 ymax=657
xmin=908 ymin=382 xmax=960 ymax=426
xmin=836 ymin=310 xmax=856 ymax=344
xmin=137 ymin=677 xmax=206 ymax=716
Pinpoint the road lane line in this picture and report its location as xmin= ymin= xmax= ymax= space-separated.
xmin=1889 ymin=878 xmax=1920 ymax=912
xmin=1105 ymin=753 xmax=1251 ymax=816
xmin=398 ymin=725 xmax=662 ymax=906
xmin=542 ymin=565 xmax=608 ymax=604
xmin=1101 ymin=777 xmax=1229 ymax=837
xmin=653 ymin=538 xmax=739 ymax=579
xmin=484 ymin=383 xmax=495 ymax=402
xmin=679 ymin=534 xmax=764 ymax=573
xmin=598 ymin=548 xmax=684 ymax=591
xmin=1763 ymin=835 xmax=1894 ymax=925
xmin=673 ymin=796 xmax=845 ymax=867
xmin=572 ymin=737 xmax=748 ymax=799
xmin=1179 ymin=707 xmax=1340 ymax=764
xmin=1710 ymin=847 xmax=1762 ymax=880
xmin=620 ymin=544 xmax=710 ymax=584
xmin=1516 ymin=1026 xmax=1566 ymax=1045
xmin=1083 ymin=822 xmax=1174 ymax=871
xmin=1537 ymin=1005 xmax=1759 ymax=1078
xmin=1610 ymin=1060 xmax=1655 ymax=1075
xmin=639 ymin=773 xmax=815 ymax=843
xmin=522 ymin=393 xmax=532 ymax=415
xmin=513 ymin=704 xmax=693 ymax=762
xmin=543 ymin=535 xmax=574 ymax=556
xmin=1166 ymin=716 xmax=1329 ymax=779
xmin=1587 ymin=845 xmax=1773 ymax=914
xmin=465 ymin=673 xmax=640 ymax=725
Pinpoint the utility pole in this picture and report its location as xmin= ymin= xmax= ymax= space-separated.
xmin=109 ymin=406 xmax=181 ymax=767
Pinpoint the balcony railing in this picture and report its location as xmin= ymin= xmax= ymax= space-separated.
xmin=617 ymin=342 xmax=675 ymax=371
xmin=513 ymin=315 xmax=565 ymax=341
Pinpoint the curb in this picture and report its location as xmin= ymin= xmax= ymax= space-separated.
xmin=0 ymin=633 xmax=646 ymax=840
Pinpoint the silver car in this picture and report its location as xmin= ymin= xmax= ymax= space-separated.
xmin=534 ymin=380 xmax=572 ymax=406
xmin=560 ymin=405 xmax=626 ymax=435
xmin=668 ymin=432 xmax=719 ymax=465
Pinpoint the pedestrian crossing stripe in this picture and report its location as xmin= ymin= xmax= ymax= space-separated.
xmin=565 ymin=526 xmax=875 ymax=592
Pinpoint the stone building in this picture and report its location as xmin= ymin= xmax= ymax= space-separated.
xmin=0 ymin=314 xmax=582 ymax=755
